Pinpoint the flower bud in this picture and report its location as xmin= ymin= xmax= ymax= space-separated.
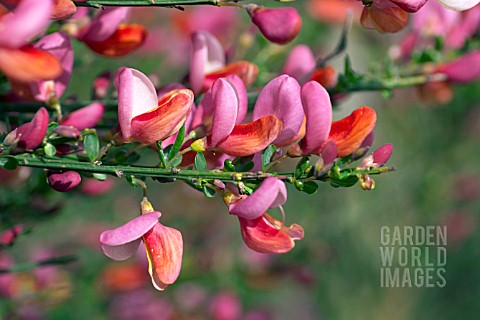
xmin=246 ymin=5 xmax=301 ymax=44
xmin=53 ymin=125 xmax=81 ymax=139
xmin=47 ymin=170 xmax=81 ymax=192
xmin=360 ymin=174 xmax=375 ymax=190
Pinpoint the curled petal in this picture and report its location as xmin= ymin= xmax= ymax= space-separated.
xmin=99 ymin=211 xmax=161 ymax=261
xmin=116 ymin=67 xmax=159 ymax=141
xmin=436 ymin=50 xmax=480 ymax=83
xmin=203 ymin=61 xmax=258 ymax=93
xmin=190 ymin=31 xmax=226 ymax=94
xmin=212 ymin=115 xmax=282 ymax=157
xmin=5 ymin=107 xmax=49 ymax=151
xmin=83 ymin=24 xmax=147 ymax=57
xmin=229 ymin=177 xmax=287 ymax=219
xmin=47 ymin=170 xmax=81 ymax=192
xmin=61 ymin=102 xmax=105 ymax=130
xmin=0 ymin=46 xmax=62 ymax=82
xmin=390 ymin=0 xmax=428 ymax=12
xmin=130 ymin=89 xmax=194 ymax=144
xmin=300 ymin=81 xmax=332 ymax=155
xmin=282 ymin=45 xmax=316 ymax=82
xmin=435 ymin=0 xmax=479 ymax=11
xmin=207 ymin=78 xmax=239 ymax=147
xmin=143 ymin=223 xmax=183 ymax=291
xmin=328 ymin=106 xmax=377 ymax=157
xmin=247 ymin=5 xmax=302 ymax=44
xmin=78 ymin=7 xmax=129 ymax=42
xmin=239 ymin=214 xmax=304 ymax=254
xmin=253 ymin=75 xmax=303 ymax=147
xmin=0 ymin=0 xmax=52 ymax=48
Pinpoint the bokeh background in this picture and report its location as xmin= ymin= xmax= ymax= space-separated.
xmin=1 ymin=1 xmax=480 ymax=319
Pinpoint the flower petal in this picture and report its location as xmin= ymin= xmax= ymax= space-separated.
xmin=51 ymin=0 xmax=77 ymax=20
xmin=47 ymin=170 xmax=81 ymax=192
xmin=390 ymin=0 xmax=428 ymax=12
xmin=239 ymin=214 xmax=304 ymax=254
xmin=207 ymin=78 xmax=238 ymax=148
xmin=143 ymin=223 xmax=183 ymax=291
xmin=435 ymin=0 xmax=479 ymax=11
xmin=130 ymin=89 xmax=194 ymax=144
xmin=203 ymin=61 xmax=258 ymax=93
xmin=436 ymin=50 xmax=480 ymax=83
xmin=253 ymin=75 xmax=303 ymax=147
xmin=212 ymin=115 xmax=282 ymax=157
xmin=328 ymin=106 xmax=377 ymax=157
xmin=226 ymin=75 xmax=248 ymax=124
xmin=115 ymin=67 xmax=158 ymax=141
xmin=78 ymin=7 xmax=129 ymax=42
xmin=282 ymin=45 xmax=316 ymax=82
xmin=0 ymin=0 xmax=52 ymax=48
xmin=300 ymin=81 xmax=332 ymax=155
xmin=229 ymin=177 xmax=287 ymax=219
xmin=6 ymin=107 xmax=49 ymax=151
xmin=373 ymin=143 xmax=393 ymax=165
xmin=61 ymin=102 xmax=105 ymax=130
xmin=99 ymin=211 xmax=161 ymax=261
xmin=0 ymin=46 xmax=62 ymax=83
xmin=83 ymin=24 xmax=147 ymax=57
xmin=360 ymin=2 xmax=409 ymax=33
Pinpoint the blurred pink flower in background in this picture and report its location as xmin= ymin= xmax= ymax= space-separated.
xmin=209 ymin=291 xmax=242 ymax=320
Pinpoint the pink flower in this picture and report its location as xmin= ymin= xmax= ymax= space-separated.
xmin=358 ymin=144 xmax=393 ymax=169
xmin=47 ymin=170 xmax=82 ymax=192
xmin=60 ymin=102 xmax=105 ymax=130
xmin=0 ymin=0 xmax=62 ymax=82
xmin=436 ymin=50 xmax=480 ymax=83
xmin=115 ymin=67 xmax=194 ymax=144
xmin=99 ymin=203 xmax=183 ymax=291
xmin=189 ymin=31 xmax=258 ymax=94
xmin=209 ymin=291 xmax=242 ymax=320
xmin=4 ymin=107 xmax=49 ymax=153
xmin=246 ymin=5 xmax=302 ymax=44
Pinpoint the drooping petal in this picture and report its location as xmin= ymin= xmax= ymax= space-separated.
xmin=247 ymin=5 xmax=302 ymax=44
xmin=229 ymin=177 xmax=287 ymax=219
xmin=436 ymin=50 xmax=480 ymax=83
xmin=435 ymin=0 xmax=479 ymax=11
xmin=129 ymin=89 xmax=194 ymax=144
xmin=282 ymin=45 xmax=316 ymax=82
xmin=77 ymin=7 xmax=129 ymax=42
xmin=360 ymin=2 xmax=409 ymax=33
xmin=239 ymin=214 xmax=304 ymax=254
xmin=47 ymin=170 xmax=81 ymax=192
xmin=115 ymin=67 xmax=159 ymax=141
xmin=189 ymin=31 xmax=226 ymax=94
xmin=207 ymin=78 xmax=238 ymax=148
xmin=300 ymin=81 xmax=332 ymax=155
xmin=328 ymin=106 xmax=377 ymax=157
xmin=61 ymin=102 xmax=105 ymax=130
xmin=211 ymin=115 xmax=282 ymax=157
xmin=143 ymin=223 xmax=183 ymax=291
xmin=5 ymin=107 xmax=49 ymax=151
xmin=99 ymin=211 xmax=161 ymax=261
xmin=51 ymin=0 xmax=77 ymax=20
xmin=31 ymin=32 xmax=73 ymax=101
xmin=203 ymin=61 xmax=258 ymax=93
xmin=83 ymin=24 xmax=147 ymax=57
xmin=390 ymin=0 xmax=428 ymax=12
xmin=0 ymin=46 xmax=62 ymax=82
xmin=0 ymin=0 xmax=52 ymax=48
xmin=253 ymin=75 xmax=303 ymax=147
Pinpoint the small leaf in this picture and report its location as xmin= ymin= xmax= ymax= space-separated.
xmin=84 ymin=134 xmax=99 ymax=162
xmin=302 ymin=181 xmax=318 ymax=194
xmin=44 ymin=143 xmax=56 ymax=157
xmin=224 ymin=159 xmax=236 ymax=172
xmin=295 ymin=156 xmax=310 ymax=178
xmin=0 ymin=156 xmax=17 ymax=170
xmin=330 ymin=175 xmax=359 ymax=188
xmin=92 ymin=173 xmax=107 ymax=181
xmin=168 ymin=125 xmax=185 ymax=160
xmin=202 ymin=184 xmax=216 ymax=198
xmin=194 ymin=152 xmax=207 ymax=171
xmin=169 ymin=155 xmax=182 ymax=167
xmin=262 ymin=144 xmax=277 ymax=170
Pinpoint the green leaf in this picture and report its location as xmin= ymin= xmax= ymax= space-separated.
xmin=84 ymin=134 xmax=99 ymax=162
xmin=194 ymin=152 xmax=207 ymax=171
xmin=168 ymin=125 xmax=185 ymax=160
xmin=295 ymin=156 xmax=310 ymax=178
xmin=0 ymin=156 xmax=17 ymax=170
xmin=202 ymin=184 xmax=216 ymax=198
xmin=92 ymin=173 xmax=107 ymax=181
xmin=261 ymin=144 xmax=276 ymax=170
xmin=302 ymin=181 xmax=319 ymax=194
xmin=223 ymin=159 xmax=236 ymax=172
xmin=330 ymin=175 xmax=359 ymax=188
xmin=169 ymin=155 xmax=182 ymax=167
xmin=44 ymin=143 xmax=56 ymax=157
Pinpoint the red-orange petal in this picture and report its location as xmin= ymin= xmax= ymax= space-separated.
xmin=0 ymin=46 xmax=61 ymax=82
xmin=130 ymin=89 xmax=194 ymax=145
xmin=212 ymin=115 xmax=282 ymax=157
xmin=328 ymin=106 xmax=377 ymax=157
xmin=203 ymin=61 xmax=258 ymax=92
xmin=83 ymin=24 xmax=147 ymax=57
